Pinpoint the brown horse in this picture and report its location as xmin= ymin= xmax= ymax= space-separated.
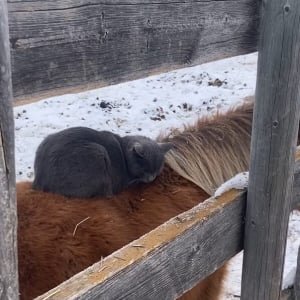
xmin=18 ymin=98 xmax=255 ymax=300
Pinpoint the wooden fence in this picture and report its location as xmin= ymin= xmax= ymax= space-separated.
xmin=8 ymin=0 xmax=259 ymax=103
xmin=241 ymin=0 xmax=300 ymax=299
xmin=0 ymin=0 xmax=300 ymax=299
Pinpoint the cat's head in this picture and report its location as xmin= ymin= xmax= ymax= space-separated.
xmin=124 ymin=136 xmax=173 ymax=184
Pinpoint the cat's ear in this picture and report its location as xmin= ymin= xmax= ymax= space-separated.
xmin=158 ymin=142 xmax=174 ymax=154
xmin=131 ymin=142 xmax=144 ymax=157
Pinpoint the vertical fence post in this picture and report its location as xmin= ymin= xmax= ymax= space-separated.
xmin=241 ymin=0 xmax=300 ymax=299
xmin=0 ymin=1 xmax=19 ymax=299
xmin=295 ymin=246 xmax=300 ymax=299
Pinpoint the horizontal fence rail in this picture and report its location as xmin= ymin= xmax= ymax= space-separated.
xmin=35 ymin=148 xmax=300 ymax=300
xmin=8 ymin=0 xmax=259 ymax=103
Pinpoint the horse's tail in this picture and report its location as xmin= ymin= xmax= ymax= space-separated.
xmin=159 ymin=97 xmax=254 ymax=195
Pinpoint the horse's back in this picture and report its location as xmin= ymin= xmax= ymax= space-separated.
xmin=17 ymin=172 xmax=225 ymax=300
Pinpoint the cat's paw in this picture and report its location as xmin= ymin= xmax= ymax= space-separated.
xmin=214 ymin=172 xmax=249 ymax=198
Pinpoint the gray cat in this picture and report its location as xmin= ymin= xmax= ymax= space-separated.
xmin=32 ymin=127 xmax=173 ymax=198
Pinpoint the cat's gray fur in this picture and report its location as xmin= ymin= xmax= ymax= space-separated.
xmin=32 ymin=127 xmax=173 ymax=198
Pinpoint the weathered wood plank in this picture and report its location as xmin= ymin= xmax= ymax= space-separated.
xmin=292 ymin=159 xmax=300 ymax=210
xmin=296 ymin=246 xmax=300 ymax=300
xmin=7 ymin=0 xmax=259 ymax=102
xmin=0 ymin=0 xmax=19 ymax=299
xmin=241 ymin=0 xmax=300 ymax=299
xmin=35 ymin=148 xmax=300 ymax=300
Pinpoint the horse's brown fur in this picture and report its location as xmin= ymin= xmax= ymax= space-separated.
xmin=18 ymin=99 xmax=256 ymax=299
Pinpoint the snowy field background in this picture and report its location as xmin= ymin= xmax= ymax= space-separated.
xmin=14 ymin=52 xmax=300 ymax=299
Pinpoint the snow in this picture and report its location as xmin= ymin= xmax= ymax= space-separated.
xmin=282 ymin=267 xmax=296 ymax=290
xmin=14 ymin=52 xmax=299 ymax=299
xmin=213 ymin=171 xmax=300 ymax=296
xmin=214 ymin=172 xmax=249 ymax=198
xmin=224 ymin=210 xmax=300 ymax=298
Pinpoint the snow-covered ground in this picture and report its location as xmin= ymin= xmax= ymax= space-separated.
xmin=14 ymin=52 xmax=299 ymax=299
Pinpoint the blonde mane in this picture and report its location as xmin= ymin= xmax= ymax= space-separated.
xmin=159 ymin=97 xmax=254 ymax=195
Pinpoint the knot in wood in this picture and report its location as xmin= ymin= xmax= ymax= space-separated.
xmin=284 ymin=4 xmax=290 ymax=13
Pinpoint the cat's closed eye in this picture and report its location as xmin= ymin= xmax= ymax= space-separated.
xmin=132 ymin=142 xmax=144 ymax=158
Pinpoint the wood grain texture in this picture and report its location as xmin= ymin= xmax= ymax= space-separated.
xmin=241 ymin=0 xmax=300 ymax=299
xmin=34 ymin=147 xmax=300 ymax=300
xmin=0 ymin=0 xmax=19 ymax=299
xmin=292 ymin=160 xmax=300 ymax=210
xmin=295 ymin=246 xmax=300 ymax=300
xmin=7 ymin=0 xmax=259 ymax=102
